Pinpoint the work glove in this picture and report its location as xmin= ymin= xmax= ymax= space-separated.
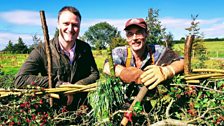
xmin=140 ymin=65 xmax=175 ymax=90
xmin=119 ymin=67 xmax=144 ymax=84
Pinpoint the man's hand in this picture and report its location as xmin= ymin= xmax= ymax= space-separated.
xmin=140 ymin=65 xmax=175 ymax=90
xmin=119 ymin=67 xmax=144 ymax=84
xmin=60 ymin=82 xmax=73 ymax=105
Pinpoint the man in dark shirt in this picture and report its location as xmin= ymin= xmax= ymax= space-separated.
xmin=15 ymin=6 xmax=99 ymax=110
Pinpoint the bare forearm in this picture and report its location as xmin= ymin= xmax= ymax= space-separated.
xmin=169 ymin=59 xmax=184 ymax=74
xmin=103 ymin=62 xmax=125 ymax=77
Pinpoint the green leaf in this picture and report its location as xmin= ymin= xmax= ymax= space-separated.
xmin=205 ymin=91 xmax=210 ymax=97
xmin=133 ymin=101 xmax=143 ymax=113
xmin=217 ymin=80 xmax=224 ymax=88
xmin=203 ymin=98 xmax=208 ymax=103
xmin=194 ymin=103 xmax=200 ymax=109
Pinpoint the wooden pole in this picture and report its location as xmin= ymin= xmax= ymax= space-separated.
xmin=184 ymin=35 xmax=194 ymax=75
xmin=40 ymin=11 xmax=53 ymax=107
xmin=120 ymin=86 xmax=148 ymax=125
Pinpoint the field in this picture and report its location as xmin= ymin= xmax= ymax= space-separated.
xmin=174 ymin=41 xmax=224 ymax=58
xmin=1 ymin=41 xmax=223 ymax=75
xmin=0 ymin=54 xmax=29 ymax=75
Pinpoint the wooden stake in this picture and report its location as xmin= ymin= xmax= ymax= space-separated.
xmin=120 ymin=86 xmax=148 ymax=126
xmin=40 ymin=11 xmax=53 ymax=107
xmin=184 ymin=35 xmax=194 ymax=75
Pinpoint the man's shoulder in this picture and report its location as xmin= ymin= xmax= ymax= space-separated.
xmin=113 ymin=46 xmax=128 ymax=52
xmin=148 ymin=44 xmax=165 ymax=49
xmin=76 ymin=39 xmax=91 ymax=48
xmin=148 ymin=44 xmax=165 ymax=53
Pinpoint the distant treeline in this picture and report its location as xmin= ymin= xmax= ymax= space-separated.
xmin=173 ymin=37 xmax=224 ymax=44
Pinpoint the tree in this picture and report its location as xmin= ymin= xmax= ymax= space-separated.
xmin=3 ymin=40 xmax=14 ymax=53
xmin=145 ymin=8 xmax=174 ymax=48
xmin=54 ymin=28 xmax=59 ymax=38
xmin=185 ymin=15 xmax=208 ymax=68
xmin=14 ymin=37 xmax=29 ymax=53
xmin=29 ymin=34 xmax=42 ymax=52
xmin=164 ymin=32 xmax=174 ymax=49
xmin=83 ymin=22 xmax=121 ymax=49
xmin=180 ymin=37 xmax=185 ymax=42
xmin=110 ymin=37 xmax=126 ymax=49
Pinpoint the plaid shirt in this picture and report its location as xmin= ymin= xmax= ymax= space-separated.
xmin=112 ymin=44 xmax=166 ymax=70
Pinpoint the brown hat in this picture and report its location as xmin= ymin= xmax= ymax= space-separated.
xmin=124 ymin=18 xmax=147 ymax=30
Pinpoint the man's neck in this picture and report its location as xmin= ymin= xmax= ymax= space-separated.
xmin=132 ymin=45 xmax=147 ymax=61
xmin=59 ymin=39 xmax=75 ymax=52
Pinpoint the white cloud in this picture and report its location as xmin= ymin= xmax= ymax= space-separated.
xmin=0 ymin=32 xmax=33 ymax=44
xmin=199 ymin=18 xmax=223 ymax=25
xmin=81 ymin=19 xmax=126 ymax=30
xmin=0 ymin=10 xmax=57 ymax=27
xmin=201 ymin=23 xmax=224 ymax=38
xmin=0 ymin=32 xmax=31 ymax=50
xmin=160 ymin=17 xmax=224 ymax=39
xmin=161 ymin=17 xmax=191 ymax=28
xmin=1 ymin=16 xmax=224 ymax=50
xmin=0 ymin=32 xmax=55 ymax=50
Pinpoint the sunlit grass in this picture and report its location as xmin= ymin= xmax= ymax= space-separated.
xmin=1 ymin=41 xmax=223 ymax=76
xmin=173 ymin=41 xmax=224 ymax=57
xmin=0 ymin=54 xmax=28 ymax=75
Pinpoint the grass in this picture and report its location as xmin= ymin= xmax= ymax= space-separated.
xmin=0 ymin=53 xmax=28 ymax=75
xmin=173 ymin=41 xmax=224 ymax=58
xmin=1 ymin=41 xmax=223 ymax=75
xmin=0 ymin=51 xmax=107 ymax=75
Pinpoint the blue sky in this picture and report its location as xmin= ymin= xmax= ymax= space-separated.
xmin=0 ymin=0 xmax=224 ymax=50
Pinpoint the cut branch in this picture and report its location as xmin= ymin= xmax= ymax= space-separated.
xmin=40 ymin=10 xmax=53 ymax=106
xmin=192 ymin=69 xmax=224 ymax=73
xmin=184 ymin=73 xmax=224 ymax=80
xmin=184 ymin=35 xmax=194 ymax=75
xmin=150 ymin=119 xmax=188 ymax=126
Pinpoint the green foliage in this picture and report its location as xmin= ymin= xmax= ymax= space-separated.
xmin=83 ymin=22 xmax=121 ymax=49
xmin=2 ymin=37 xmax=29 ymax=54
xmin=167 ymin=78 xmax=224 ymax=125
xmin=0 ymin=86 xmax=95 ymax=125
xmin=0 ymin=89 xmax=54 ymax=125
xmin=88 ymin=77 xmax=125 ymax=125
xmin=110 ymin=37 xmax=126 ymax=49
xmin=29 ymin=34 xmax=42 ymax=52
xmin=0 ymin=74 xmax=15 ymax=88
xmin=54 ymin=28 xmax=59 ymax=38
xmin=146 ymin=8 xmax=174 ymax=48
xmin=133 ymin=101 xmax=143 ymax=113
xmin=0 ymin=76 xmax=223 ymax=125
xmin=13 ymin=37 xmax=29 ymax=53
xmin=185 ymin=15 xmax=209 ymax=68
xmin=3 ymin=40 xmax=14 ymax=53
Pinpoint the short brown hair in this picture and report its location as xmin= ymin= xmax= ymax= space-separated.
xmin=58 ymin=6 xmax=81 ymax=21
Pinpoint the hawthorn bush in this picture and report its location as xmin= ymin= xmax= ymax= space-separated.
xmin=0 ymin=87 xmax=93 ymax=125
xmin=0 ymin=91 xmax=53 ymax=125
xmin=0 ymin=76 xmax=223 ymax=125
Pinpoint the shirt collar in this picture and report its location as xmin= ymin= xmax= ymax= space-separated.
xmin=59 ymin=42 xmax=76 ymax=54
xmin=59 ymin=42 xmax=76 ymax=64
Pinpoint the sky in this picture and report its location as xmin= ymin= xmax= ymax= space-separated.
xmin=0 ymin=0 xmax=224 ymax=50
